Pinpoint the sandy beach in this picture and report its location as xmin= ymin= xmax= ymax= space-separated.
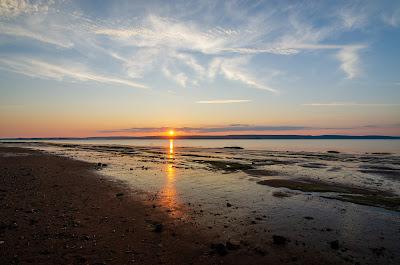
xmin=1 ymin=143 xmax=399 ymax=264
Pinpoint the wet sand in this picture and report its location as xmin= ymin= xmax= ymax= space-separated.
xmin=0 ymin=146 xmax=224 ymax=264
xmin=1 ymin=145 xmax=399 ymax=264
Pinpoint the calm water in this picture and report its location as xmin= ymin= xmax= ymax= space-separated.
xmin=3 ymin=139 xmax=400 ymax=154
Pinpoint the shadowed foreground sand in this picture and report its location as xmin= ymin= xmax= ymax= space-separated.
xmin=0 ymin=146 xmax=353 ymax=264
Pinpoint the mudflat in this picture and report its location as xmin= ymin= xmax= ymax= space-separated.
xmin=0 ymin=146 xmax=222 ymax=264
xmin=0 ymin=145 xmax=398 ymax=265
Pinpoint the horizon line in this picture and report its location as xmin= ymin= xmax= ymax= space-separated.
xmin=1 ymin=134 xmax=400 ymax=140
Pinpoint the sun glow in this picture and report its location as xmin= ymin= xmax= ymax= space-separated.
xmin=168 ymin=129 xmax=175 ymax=136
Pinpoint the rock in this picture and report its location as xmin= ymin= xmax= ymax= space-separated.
xmin=116 ymin=193 xmax=124 ymax=197
xmin=254 ymin=246 xmax=267 ymax=256
xmin=226 ymin=202 xmax=232 ymax=207
xmin=211 ymin=243 xmax=228 ymax=256
xmin=370 ymin=247 xmax=385 ymax=256
xmin=29 ymin=219 xmax=38 ymax=225
xmin=272 ymin=235 xmax=288 ymax=245
xmin=223 ymin=146 xmax=244 ymax=150
xmin=330 ymin=240 xmax=339 ymax=250
xmin=272 ymin=191 xmax=291 ymax=198
xmin=304 ymin=216 xmax=314 ymax=220
xmin=327 ymin=150 xmax=340 ymax=154
xmin=226 ymin=240 xmax=240 ymax=250
xmin=153 ymin=223 xmax=163 ymax=233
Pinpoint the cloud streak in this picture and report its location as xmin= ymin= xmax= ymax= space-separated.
xmin=99 ymin=124 xmax=309 ymax=134
xmin=99 ymin=123 xmax=400 ymax=135
xmin=0 ymin=57 xmax=148 ymax=89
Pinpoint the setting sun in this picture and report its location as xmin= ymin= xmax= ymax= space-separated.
xmin=168 ymin=129 xmax=175 ymax=136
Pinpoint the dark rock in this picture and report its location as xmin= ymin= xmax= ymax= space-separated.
xmin=327 ymin=150 xmax=340 ymax=154
xmin=211 ymin=243 xmax=228 ymax=256
xmin=304 ymin=216 xmax=314 ymax=220
xmin=116 ymin=193 xmax=124 ymax=197
xmin=226 ymin=202 xmax=232 ymax=207
xmin=272 ymin=235 xmax=288 ymax=245
xmin=153 ymin=223 xmax=163 ymax=233
xmin=330 ymin=240 xmax=339 ymax=250
xmin=29 ymin=219 xmax=38 ymax=225
xmin=254 ymin=246 xmax=267 ymax=256
xmin=370 ymin=247 xmax=385 ymax=256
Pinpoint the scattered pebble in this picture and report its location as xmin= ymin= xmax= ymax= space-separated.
xmin=330 ymin=240 xmax=339 ymax=250
xmin=273 ymin=235 xmax=288 ymax=245
xmin=153 ymin=223 xmax=163 ymax=233
xmin=210 ymin=243 xmax=228 ymax=256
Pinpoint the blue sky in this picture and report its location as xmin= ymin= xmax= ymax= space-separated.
xmin=0 ymin=0 xmax=399 ymax=137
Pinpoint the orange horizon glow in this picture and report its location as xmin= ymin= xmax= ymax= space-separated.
xmin=1 ymin=125 xmax=400 ymax=138
xmin=2 ymin=128 xmax=400 ymax=138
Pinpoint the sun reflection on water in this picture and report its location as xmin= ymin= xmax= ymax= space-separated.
xmin=169 ymin=138 xmax=174 ymax=154
xmin=160 ymin=139 xmax=183 ymax=217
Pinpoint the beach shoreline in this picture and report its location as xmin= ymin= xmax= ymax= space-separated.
xmin=0 ymin=145 xmax=398 ymax=265
xmin=0 ymin=146 xmax=226 ymax=264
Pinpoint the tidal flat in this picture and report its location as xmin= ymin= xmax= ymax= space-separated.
xmin=1 ymin=141 xmax=400 ymax=264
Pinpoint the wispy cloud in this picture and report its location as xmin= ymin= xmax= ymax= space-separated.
xmin=382 ymin=8 xmax=400 ymax=27
xmin=196 ymin=99 xmax=251 ymax=104
xmin=0 ymin=0 xmax=52 ymax=18
xmin=209 ymin=57 xmax=277 ymax=92
xmin=337 ymin=3 xmax=368 ymax=30
xmin=302 ymin=102 xmax=400 ymax=107
xmin=0 ymin=24 xmax=73 ymax=48
xmin=0 ymin=0 xmax=391 ymax=93
xmin=99 ymin=123 xmax=400 ymax=135
xmin=0 ymin=57 xmax=148 ymax=89
xmin=336 ymin=45 xmax=364 ymax=79
xmin=99 ymin=124 xmax=309 ymax=134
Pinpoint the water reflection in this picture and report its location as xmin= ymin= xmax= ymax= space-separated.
xmin=160 ymin=139 xmax=182 ymax=217
xmin=169 ymin=139 xmax=174 ymax=154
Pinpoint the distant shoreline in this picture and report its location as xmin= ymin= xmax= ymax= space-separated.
xmin=1 ymin=135 xmax=400 ymax=140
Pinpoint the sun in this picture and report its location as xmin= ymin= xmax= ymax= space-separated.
xmin=168 ymin=129 xmax=175 ymax=136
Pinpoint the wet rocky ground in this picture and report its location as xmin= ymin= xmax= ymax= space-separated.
xmin=1 ymin=142 xmax=400 ymax=264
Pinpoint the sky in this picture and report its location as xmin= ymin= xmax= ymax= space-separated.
xmin=0 ymin=0 xmax=399 ymax=137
